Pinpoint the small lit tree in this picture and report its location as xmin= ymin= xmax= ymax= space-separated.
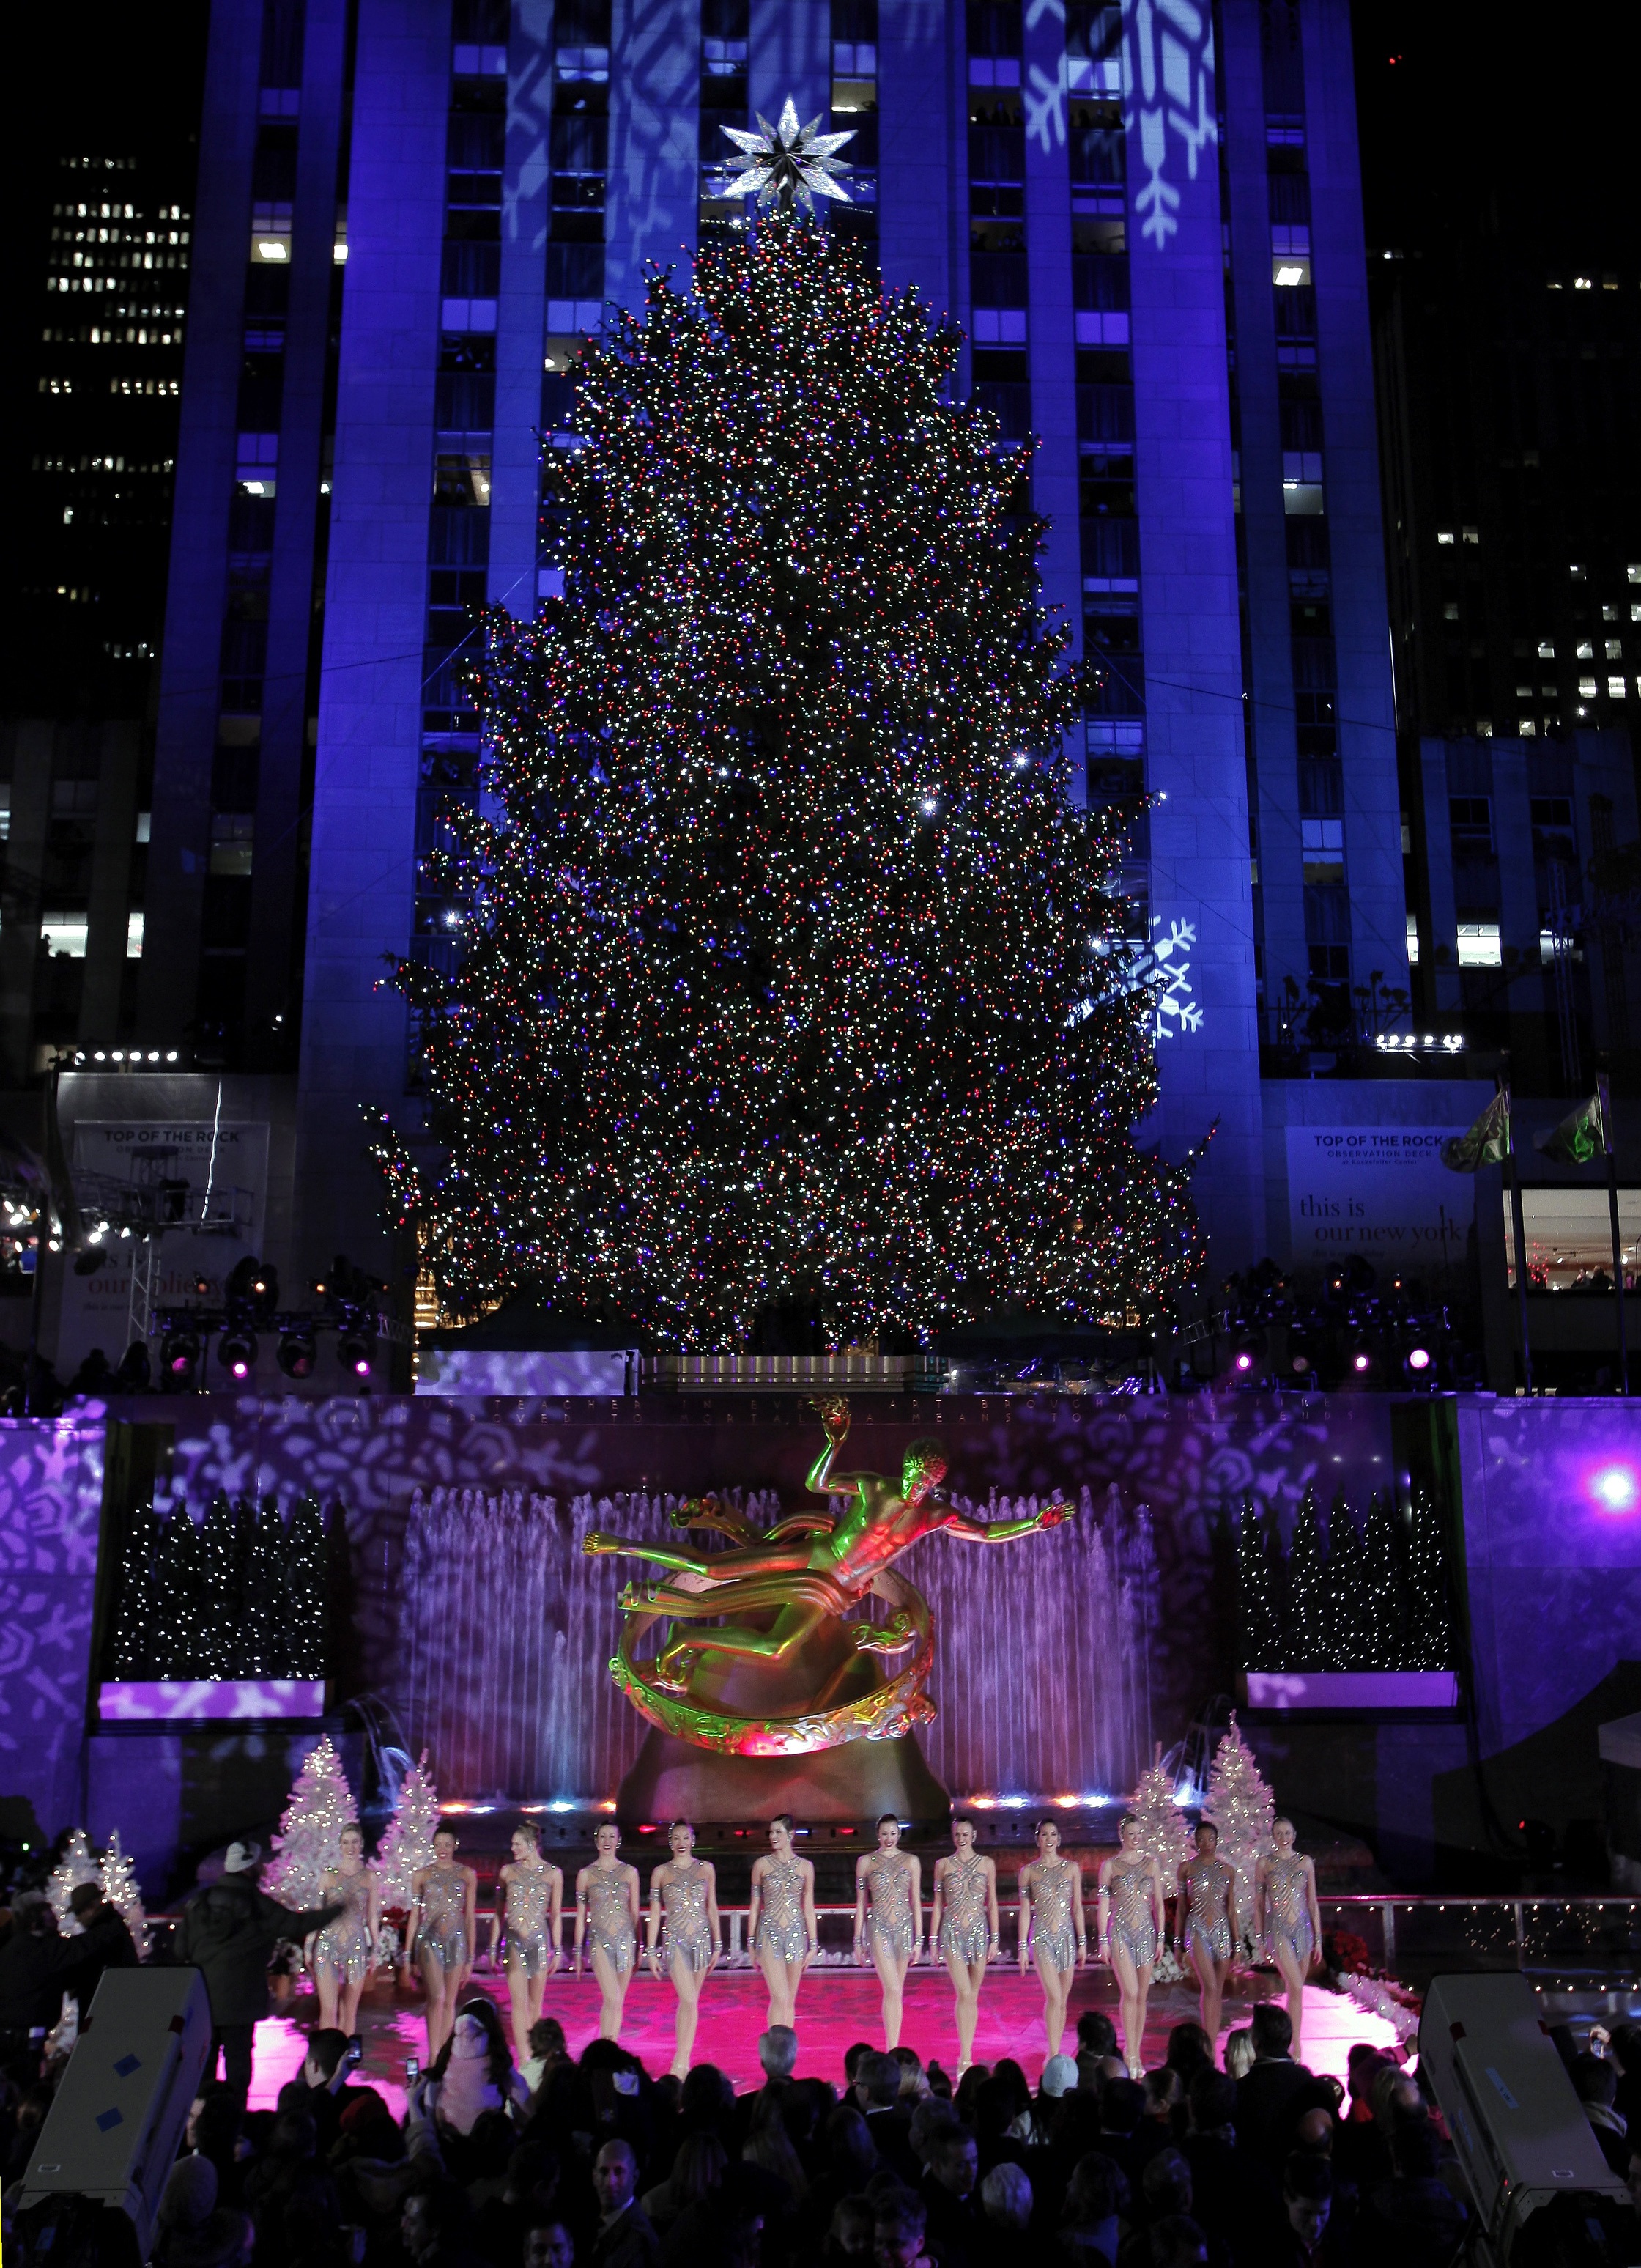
xmin=111 ymin=1502 xmax=159 ymax=1678
xmin=371 ymin=1751 xmax=440 ymax=1919
xmin=1236 ymin=1498 xmax=1286 ymax=1670
xmin=47 ymin=1829 xmax=101 ymax=1935
xmin=1325 ymin=1492 xmax=1368 ymax=1668
xmin=262 ymin=1734 xmax=355 ymax=1909
xmin=1360 ymin=1491 xmax=1406 ymax=1667
xmin=1204 ymin=1711 xmax=1275 ymax=1941
xmin=99 ymin=1829 xmax=149 ymax=1959
xmin=286 ymin=1496 xmax=329 ymax=1678
xmin=1402 ymin=1485 xmax=1455 ymax=1669
xmin=1287 ymin=1485 xmax=1329 ymax=1669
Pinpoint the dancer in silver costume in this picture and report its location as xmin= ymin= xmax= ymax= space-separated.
xmin=1097 ymin=1813 xmax=1167 ymax=2078
xmin=1018 ymin=1819 xmax=1086 ymax=2059
xmin=931 ymin=1816 xmax=1000 ymax=2075
xmin=410 ymin=1827 xmax=478 ymax=2061
xmin=647 ymin=1820 xmax=722 ymax=2077
xmin=574 ymin=1821 xmax=642 ymax=2043
xmin=496 ymin=1823 xmax=563 ymax=2064
xmin=853 ymin=1814 xmax=922 ymax=2050
xmin=1177 ymin=1820 xmax=1239 ymax=2048
xmin=748 ymin=1814 xmax=817 ymax=2032
xmin=314 ymin=1822 xmax=380 ymax=2036
xmin=1254 ymin=1817 xmax=1323 ymax=2062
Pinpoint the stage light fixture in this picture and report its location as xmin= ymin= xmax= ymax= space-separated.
xmin=1233 ymin=1350 xmax=1253 ymax=1372
xmin=1406 ymin=1345 xmax=1432 ymax=1373
xmin=338 ymin=1328 xmax=375 ymax=1378
xmin=216 ymin=1329 xmax=257 ymax=1381
xmin=72 ymin=1247 xmax=105 ymax=1277
xmin=160 ymin=1329 xmax=200 ymax=1387
xmin=276 ymin=1330 xmax=318 ymax=1381
xmin=1290 ymin=1353 xmax=1312 ymax=1375
xmin=1352 ymin=1349 xmax=1371 ymax=1373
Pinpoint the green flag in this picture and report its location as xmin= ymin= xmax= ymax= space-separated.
xmin=1533 ymin=1089 xmax=1608 ymax=1166
xmin=1441 ymin=1086 xmax=1511 ymax=1172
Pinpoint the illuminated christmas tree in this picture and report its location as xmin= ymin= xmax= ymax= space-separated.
xmin=111 ymin=1501 xmax=159 ymax=1677
xmin=1360 ymin=1491 xmax=1406 ymax=1667
xmin=1127 ymin=1741 xmax=1193 ymax=1879
xmin=368 ymin=204 xmax=1204 ymax=1347
xmin=1236 ymin=1498 xmax=1286 ymax=1670
xmin=99 ymin=1829 xmax=148 ymax=1959
xmin=286 ymin=1496 xmax=328 ymax=1678
xmin=47 ymin=1829 xmax=100 ymax=1935
xmin=1324 ymin=1492 xmax=1367 ymax=1668
xmin=1402 ymin=1485 xmax=1454 ymax=1669
xmin=240 ymin=1498 xmax=288 ymax=1677
xmin=371 ymin=1751 xmax=439 ymax=1916
xmin=199 ymin=1491 xmax=239 ymax=1677
xmin=1204 ymin=1711 xmax=1275 ymax=1938
xmin=262 ymin=1734 xmax=355 ymax=1909
xmin=154 ymin=1504 xmax=206 ymax=1678
xmin=1287 ymin=1485 xmax=1329 ymax=1669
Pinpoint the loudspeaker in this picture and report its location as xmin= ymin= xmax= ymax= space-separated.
xmin=1418 ymin=1972 xmax=1630 ymax=2258
xmin=16 ymin=1966 xmax=212 ymax=2258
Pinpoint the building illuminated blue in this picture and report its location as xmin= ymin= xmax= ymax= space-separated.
xmin=140 ymin=0 xmax=1418 ymax=1290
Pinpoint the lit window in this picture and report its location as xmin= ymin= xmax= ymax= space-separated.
xmin=1405 ymin=912 xmax=1419 ymax=964
xmin=209 ymin=813 xmax=253 ymax=877
xmin=135 ymin=810 xmax=151 ymax=843
xmin=1436 ymin=530 xmax=1455 ymax=545
xmin=1574 ymin=276 xmax=1593 ymax=289
xmin=1302 ymin=816 xmax=1345 ymax=884
xmin=1462 ymin=526 xmax=1479 ymax=544
xmin=126 ymin=909 xmax=144 ymax=958
xmin=1629 ymin=565 xmax=1641 ymax=583
xmin=40 ymin=911 xmax=89 ymax=958
xmin=1519 ymin=719 xmax=1536 ymax=736
xmin=1606 ymin=639 xmax=1623 ymax=658
xmin=1609 ymin=676 xmax=1627 ymax=698
xmin=1443 ymin=602 xmax=1460 ymax=621
xmin=1538 ymin=640 xmax=1556 ymax=658
xmin=1283 ymin=483 xmax=1324 ymax=517
xmin=1579 ymin=677 xmax=1599 ymax=698
xmin=1456 ymin=923 xmax=1502 ymax=967
xmin=1273 ymin=259 xmax=1310 ymax=286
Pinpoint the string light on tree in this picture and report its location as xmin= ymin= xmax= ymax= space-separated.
xmin=262 ymin=1734 xmax=355 ymax=1910
xmin=368 ymin=199 xmax=1204 ymax=1348
xmin=370 ymin=1749 xmax=440 ymax=1924
xmin=99 ymin=1828 xmax=149 ymax=1959
xmin=1204 ymin=1710 xmax=1275 ymax=1945
xmin=48 ymin=1829 xmax=101 ymax=1936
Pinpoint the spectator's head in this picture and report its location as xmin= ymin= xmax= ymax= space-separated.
xmin=1149 ymin=2212 xmax=1210 ymax=2267
xmin=669 ymin=2131 xmax=727 ymax=2204
xmin=760 ymin=2024 xmax=799 ymax=2082
xmin=1372 ymin=2067 xmax=1422 ymax=2133
xmin=1283 ymin=2153 xmax=1332 ymax=2246
xmin=699 ymin=2196 xmax=764 ymax=2268
xmin=1165 ymin=2022 xmax=1213 ymax=2083
xmin=18 ymin=1902 xmax=59 ymax=1939
xmin=1040 ymin=2053 xmax=1079 ymax=2101
xmin=891 ymin=2045 xmax=924 ymax=2100
xmin=1076 ymin=2011 xmax=1119 ymax=2061
xmin=158 ymin=2152 xmax=218 ymax=2232
xmin=1609 ymin=2023 xmax=1640 ymax=2077
xmin=1293 ymin=2106 xmax=1334 ymax=2156
xmin=824 ymin=2102 xmax=880 ymax=2190
xmin=928 ymin=2124 xmax=978 ymax=2199
xmin=1188 ymin=2069 xmax=1237 ymax=2138
xmin=301 ymin=2028 xmax=349 ymax=2088
xmin=1572 ymin=2051 xmax=1619 ymax=2110
xmin=1222 ymin=2028 xmax=1256 ymax=2081
xmin=221 ymin=1840 xmax=261 ymax=1877
xmin=856 ymin=2050 xmax=902 ymax=2111
xmin=268 ymin=2112 xmax=316 ymax=2163
xmin=527 ymin=2017 xmax=567 ymax=2064
xmin=1390 ymin=2117 xmax=1440 ymax=2181
xmin=681 ymin=2060 xmax=734 ymax=2135
xmin=827 ymin=2195 xmax=875 ymax=2258
xmin=338 ymin=2091 xmax=403 ymax=2162
xmin=523 ymin=2227 xmax=574 ymax=2268
xmin=1144 ymin=2148 xmax=1193 ymax=2219
xmin=973 ymin=2075 xmax=1015 ymax=2139
xmin=67 ymin=1882 xmax=105 ymax=1924
xmin=593 ymin=2138 xmax=637 ymax=2216
xmin=402 ymin=2183 xmax=468 ymax=2263
xmin=993 ymin=2058 xmax=1031 ymax=2119
xmin=186 ymin=2083 xmax=241 ymax=2160
xmin=468 ymin=2108 xmax=517 ymax=2180
xmin=1346 ymin=2042 xmax=1390 ymax=2105
xmin=503 ymin=2141 xmax=560 ymax=2211
xmin=1100 ymin=2077 xmax=1144 ymax=2137
xmin=1144 ymin=2066 xmax=1182 ymax=2121
xmin=1251 ymin=2002 xmax=1293 ymax=2061
xmin=873 ymin=2190 xmax=927 ymax=2268
xmin=980 ymin=2160 xmax=1032 ymax=2231
xmin=1066 ymin=2151 xmax=1129 ymax=2225
xmin=844 ymin=2042 xmax=875 ymax=2086
xmin=908 ymin=2097 xmax=957 ymax=2166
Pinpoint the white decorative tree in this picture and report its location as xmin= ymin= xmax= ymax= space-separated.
xmin=47 ymin=1830 xmax=102 ymax=1935
xmin=1204 ymin=1710 xmax=1275 ymax=1951
xmin=261 ymin=1734 xmax=356 ymax=1909
xmin=99 ymin=1829 xmax=149 ymax=1959
xmin=1125 ymin=1743 xmax=1194 ymax=1981
xmin=371 ymin=1750 xmax=439 ymax=1921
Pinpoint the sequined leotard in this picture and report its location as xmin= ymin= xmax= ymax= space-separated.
xmin=937 ymin=1853 xmax=992 ymax=1964
xmin=582 ymin=1865 xmax=637 ymax=1975
xmin=503 ymin=1864 xmax=558 ymax=1978
xmin=862 ymin=1853 xmax=919 ymax=1961
xmin=658 ymin=1864 xmax=716 ymax=1973
xmin=1105 ymin=1861 xmax=1158 ymax=1968
xmin=1262 ymin=1853 xmax=1314 ymax=1969
xmin=753 ymin=1857 xmax=808 ymax=1964
xmin=1027 ymin=1858 xmax=1081 ymax=1972
xmin=1180 ymin=1857 xmax=1234 ymax=1961
xmin=415 ymin=1864 xmax=470 ymax=1973
xmin=314 ymin=1867 xmax=374 ymax=1983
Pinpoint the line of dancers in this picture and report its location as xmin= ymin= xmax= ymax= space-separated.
xmin=352 ymin=1810 xmax=1329 ymax=2086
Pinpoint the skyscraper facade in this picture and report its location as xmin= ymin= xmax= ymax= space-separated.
xmin=139 ymin=0 xmax=1411 ymax=1289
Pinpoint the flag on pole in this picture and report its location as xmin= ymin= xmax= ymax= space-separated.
xmin=1441 ymin=1086 xmax=1511 ymax=1172
xmin=1533 ymin=1089 xmax=1609 ymax=1166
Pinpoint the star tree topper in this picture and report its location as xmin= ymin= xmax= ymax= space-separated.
xmin=721 ymin=97 xmax=853 ymax=210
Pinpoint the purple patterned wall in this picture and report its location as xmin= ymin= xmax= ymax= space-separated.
xmin=0 ymin=1422 xmax=105 ymax=1839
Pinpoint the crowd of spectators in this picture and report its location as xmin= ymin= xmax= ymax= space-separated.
xmin=6 ymin=1873 xmax=1641 ymax=2268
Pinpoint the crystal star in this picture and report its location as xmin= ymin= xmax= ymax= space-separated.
xmin=720 ymin=97 xmax=854 ymax=210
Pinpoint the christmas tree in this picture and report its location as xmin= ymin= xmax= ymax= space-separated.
xmin=47 ymin=1829 xmax=101 ymax=1934
xmin=286 ymin=1496 xmax=328 ymax=1678
xmin=1126 ymin=1742 xmax=1193 ymax=1879
xmin=1235 ymin=1498 xmax=1287 ymax=1670
xmin=98 ymin=1829 xmax=148 ymax=1959
xmin=154 ymin=1504 xmax=205 ymax=1679
xmin=1360 ymin=1491 xmax=1406 ymax=1667
xmin=240 ymin=1498 xmax=288 ymax=1677
xmin=199 ymin=1491 xmax=240 ymax=1677
xmin=1287 ymin=1486 xmax=1329 ymax=1669
xmin=262 ymin=1734 xmax=355 ymax=1908
xmin=1402 ymin=1486 xmax=1454 ymax=1669
xmin=1325 ymin=1492 xmax=1368 ymax=1668
xmin=111 ymin=1501 xmax=159 ymax=1677
xmin=367 ymin=202 xmax=1204 ymax=1348
xmin=371 ymin=1750 xmax=439 ymax=1916
xmin=1204 ymin=1711 xmax=1275 ymax=1936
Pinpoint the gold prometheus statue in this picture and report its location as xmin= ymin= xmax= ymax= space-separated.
xmin=582 ymin=1398 xmax=1075 ymax=1759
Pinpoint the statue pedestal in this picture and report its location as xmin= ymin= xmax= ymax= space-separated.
xmin=617 ymin=1727 xmax=951 ymax=1828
